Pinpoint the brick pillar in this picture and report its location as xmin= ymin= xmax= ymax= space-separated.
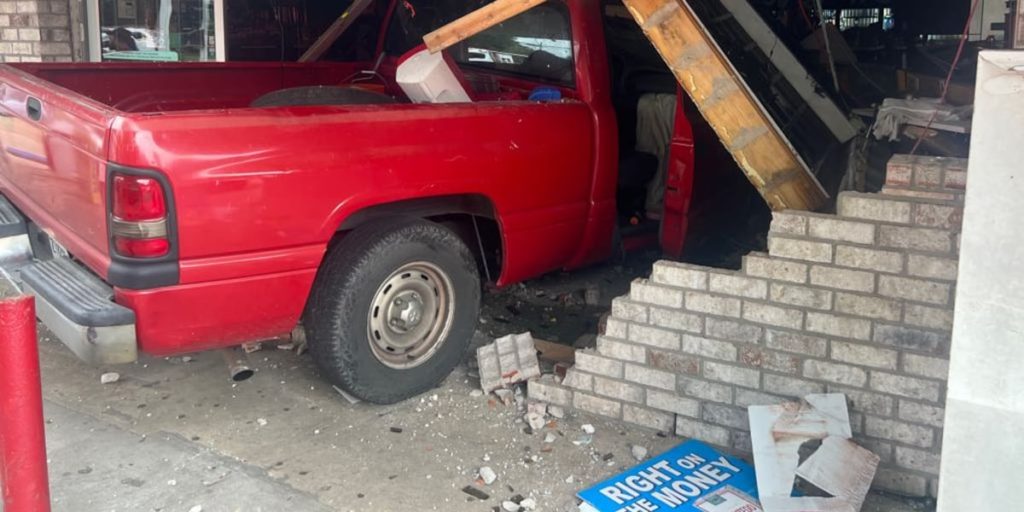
xmin=0 ymin=1 xmax=74 ymax=63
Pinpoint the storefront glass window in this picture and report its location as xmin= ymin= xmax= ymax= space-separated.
xmin=100 ymin=0 xmax=217 ymax=61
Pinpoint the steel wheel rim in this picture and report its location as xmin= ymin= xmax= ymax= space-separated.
xmin=367 ymin=261 xmax=454 ymax=369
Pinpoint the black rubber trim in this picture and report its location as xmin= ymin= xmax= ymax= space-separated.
xmin=0 ymin=194 xmax=27 ymax=238
xmin=105 ymin=163 xmax=180 ymax=289
xmin=20 ymin=258 xmax=135 ymax=327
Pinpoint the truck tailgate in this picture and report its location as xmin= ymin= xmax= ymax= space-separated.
xmin=0 ymin=64 xmax=115 ymax=277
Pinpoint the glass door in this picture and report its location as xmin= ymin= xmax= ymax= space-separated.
xmin=87 ymin=0 xmax=225 ymax=62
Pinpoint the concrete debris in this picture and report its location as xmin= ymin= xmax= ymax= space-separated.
xmin=519 ymin=497 xmax=537 ymax=510
xmin=181 ymin=356 xmax=194 ymax=363
xmin=543 ymin=432 xmax=557 ymax=444
xmin=630 ymin=445 xmax=648 ymax=461
xmin=748 ymin=393 xmax=878 ymax=512
xmin=502 ymin=500 xmax=521 ymax=511
xmin=256 ymin=418 xmax=268 ymax=427
xmin=565 ymin=475 xmax=575 ymax=484
xmin=100 ymin=372 xmax=120 ymax=384
xmin=581 ymin=424 xmax=595 ymax=434
xmin=525 ymin=412 xmax=546 ymax=431
xmin=526 ymin=402 xmax=547 ymax=416
xmin=188 ymin=506 xmax=202 ymax=512
xmin=548 ymin=405 xmax=565 ymax=419
xmin=572 ymin=435 xmax=592 ymax=446
xmin=584 ymin=284 xmax=600 ymax=305
xmin=476 ymin=332 xmax=541 ymax=393
xmin=478 ymin=466 xmax=497 ymax=485
xmin=241 ymin=341 xmax=262 ymax=353
xmin=469 ymin=389 xmax=484 ymax=398
xmin=493 ymin=388 xmax=514 ymax=406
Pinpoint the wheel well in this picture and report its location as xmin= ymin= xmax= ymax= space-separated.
xmin=335 ymin=195 xmax=503 ymax=283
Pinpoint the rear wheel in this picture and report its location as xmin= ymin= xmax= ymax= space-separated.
xmin=305 ymin=218 xmax=480 ymax=404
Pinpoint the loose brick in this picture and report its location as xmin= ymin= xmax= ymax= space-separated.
xmin=807 ymin=216 xmax=876 ymax=244
xmin=527 ymin=379 xmax=573 ymax=407
xmin=624 ymin=364 xmax=675 ymax=391
xmin=573 ymin=392 xmax=622 ymax=418
xmin=903 ymin=304 xmax=954 ymax=331
xmin=902 ymin=353 xmax=950 ymax=380
xmin=763 ymin=374 xmax=825 ymax=397
xmin=685 ymin=292 xmax=741 ymax=317
xmin=676 ymin=417 xmax=730 ymax=446
xmin=878 ymin=275 xmax=951 ymax=305
xmin=770 ymin=211 xmax=808 ymax=235
xmin=628 ymin=323 xmax=681 ymax=351
xmin=611 ymin=298 xmax=648 ymax=323
xmin=803 ymin=360 xmax=868 ymax=387
xmin=809 ymin=265 xmax=875 ymax=293
xmin=705 ymin=318 xmax=762 ymax=343
xmin=769 ymin=283 xmax=832 ymax=311
xmin=864 ymin=416 xmax=934 ymax=448
xmin=765 ymin=329 xmax=828 ymax=358
xmin=677 ymin=376 xmax=733 ymax=403
xmin=647 ymin=389 xmax=700 ymax=417
xmin=575 ymin=352 xmax=623 ymax=379
xmin=830 ymin=386 xmax=894 ymax=415
xmin=874 ymin=324 xmax=948 ymax=353
xmin=702 ymin=403 xmax=749 ymax=430
xmin=806 ymin=312 xmax=872 ymax=340
xmin=894 ymin=446 xmax=941 ymax=474
xmin=907 ymin=254 xmax=959 ymax=281
xmin=593 ymin=375 xmax=644 ymax=403
xmin=649 ymin=350 xmax=700 ymax=375
xmin=651 ymin=261 xmax=708 ymax=290
xmin=835 ymin=245 xmax=904 ymax=273
xmin=870 ymin=372 xmax=941 ymax=402
xmin=878 ymin=225 xmax=953 ymax=253
xmin=743 ymin=253 xmax=808 ymax=283
xmin=649 ymin=306 xmax=703 ymax=333
xmin=768 ymin=236 xmax=833 ymax=263
xmin=838 ymin=193 xmax=913 ymax=224
xmin=834 ymin=292 xmax=902 ymax=322
xmin=630 ymin=279 xmax=683 ymax=308
xmin=597 ymin=337 xmax=646 ymax=364
xmin=708 ymin=273 xmax=768 ymax=299
xmin=913 ymin=203 xmax=962 ymax=230
xmin=742 ymin=301 xmax=803 ymax=329
xmin=738 ymin=345 xmax=800 ymax=374
xmin=831 ymin=341 xmax=898 ymax=370
xmin=704 ymin=361 xmax=760 ymax=388
xmin=899 ymin=400 xmax=945 ymax=428
xmin=681 ymin=334 xmax=737 ymax=361
xmin=623 ymin=404 xmax=675 ymax=432
xmin=874 ymin=468 xmax=928 ymax=497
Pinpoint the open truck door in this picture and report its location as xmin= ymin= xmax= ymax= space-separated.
xmin=659 ymin=88 xmax=695 ymax=259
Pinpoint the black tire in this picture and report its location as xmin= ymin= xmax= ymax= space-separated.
xmin=305 ymin=218 xmax=481 ymax=404
xmin=251 ymin=86 xmax=396 ymax=108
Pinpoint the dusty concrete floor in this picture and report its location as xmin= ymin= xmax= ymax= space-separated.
xmin=34 ymin=258 xmax=936 ymax=512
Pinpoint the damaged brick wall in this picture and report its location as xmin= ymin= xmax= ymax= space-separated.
xmin=530 ymin=154 xmax=966 ymax=498
xmin=0 ymin=1 xmax=75 ymax=63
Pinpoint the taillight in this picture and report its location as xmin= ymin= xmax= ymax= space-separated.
xmin=111 ymin=173 xmax=170 ymax=258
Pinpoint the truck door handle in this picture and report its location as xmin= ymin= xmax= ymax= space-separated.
xmin=26 ymin=97 xmax=42 ymax=121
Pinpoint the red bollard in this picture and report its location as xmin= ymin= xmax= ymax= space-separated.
xmin=0 ymin=294 xmax=51 ymax=512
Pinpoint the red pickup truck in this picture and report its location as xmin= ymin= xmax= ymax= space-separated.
xmin=0 ymin=0 xmax=696 ymax=403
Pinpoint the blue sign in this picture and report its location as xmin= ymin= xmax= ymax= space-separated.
xmin=578 ymin=440 xmax=761 ymax=512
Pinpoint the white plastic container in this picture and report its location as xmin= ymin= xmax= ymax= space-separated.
xmin=396 ymin=48 xmax=473 ymax=104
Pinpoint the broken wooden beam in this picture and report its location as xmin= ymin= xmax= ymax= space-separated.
xmin=424 ymin=0 xmax=547 ymax=53
xmin=299 ymin=0 xmax=375 ymax=62
xmin=621 ymin=0 xmax=828 ymax=211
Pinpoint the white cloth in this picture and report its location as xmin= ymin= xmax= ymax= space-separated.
xmin=872 ymin=97 xmax=972 ymax=141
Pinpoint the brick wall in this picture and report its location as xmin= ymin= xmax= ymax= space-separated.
xmin=0 ymin=0 xmax=74 ymax=63
xmin=530 ymin=154 xmax=967 ymax=498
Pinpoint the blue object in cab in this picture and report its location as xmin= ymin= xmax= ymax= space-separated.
xmin=528 ymin=87 xmax=562 ymax=102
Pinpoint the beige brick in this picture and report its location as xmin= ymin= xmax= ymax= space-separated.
xmin=573 ymin=392 xmax=622 ymax=418
xmin=708 ymin=273 xmax=768 ymax=299
xmin=835 ymin=245 xmax=904 ymax=273
xmin=677 ymin=376 xmax=733 ymax=403
xmin=681 ymin=334 xmax=737 ymax=361
xmin=902 ymin=353 xmax=950 ymax=380
xmin=865 ymin=416 xmax=934 ymax=448
xmin=612 ymin=298 xmax=648 ymax=322
xmin=904 ymin=304 xmax=954 ymax=331
xmin=870 ymin=372 xmax=941 ymax=402
xmin=596 ymin=337 xmax=646 ymax=363
xmin=685 ymin=291 xmax=741 ymax=317
xmin=743 ymin=253 xmax=808 ymax=283
xmin=562 ymin=369 xmax=593 ymax=391
xmin=734 ymin=389 xmax=789 ymax=407
xmin=647 ymin=389 xmax=700 ymax=417
xmin=742 ymin=301 xmax=803 ymax=329
xmin=630 ymin=279 xmax=684 ymax=308
xmin=676 ymin=417 xmax=730 ymax=446
xmin=804 ymin=359 xmax=868 ymax=387
xmin=593 ymin=375 xmax=644 ymax=403
xmin=831 ymin=340 xmax=898 ymax=370
xmin=810 ymin=265 xmax=875 ymax=293
xmin=808 ymin=216 xmax=876 ymax=244
xmin=649 ymin=306 xmax=703 ymax=333
xmin=628 ymin=323 xmax=681 ymax=351
xmin=874 ymin=324 xmax=948 ymax=353
xmin=907 ymin=254 xmax=959 ymax=281
xmin=873 ymin=468 xmax=928 ymax=497
xmin=832 ymin=386 xmax=894 ymax=415
xmin=899 ymin=400 xmax=945 ymax=428
xmin=878 ymin=225 xmax=953 ymax=253
xmin=651 ymin=261 xmax=708 ymax=290
xmin=527 ymin=379 xmax=573 ymax=407
xmin=704 ymin=361 xmax=760 ymax=388
xmin=806 ymin=312 xmax=872 ymax=340
xmin=738 ymin=345 xmax=800 ymax=374
xmin=575 ymin=352 xmax=623 ymax=378
xmin=913 ymin=203 xmax=962 ymax=230
xmin=771 ymin=211 xmax=808 ymax=235
xmin=768 ymin=236 xmax=833 ymax=263
xmin=763 ymin=374 xmax=825 ymax=397
xmin=623 ymin=404 xmax=674 ymax=431
xmin=878 ymin=275 xmax=950 ymax=305
xmin=702 ymin=403 xmax=749 ymax=430
xmin=765 ymin=329 xmax=828 ymax=358
xmin=838 ymin=193 xmax=913 ymax=224
xmin=834 ymin=292 xmax=902 ymax=321
xmin=894 ymin=446 xmax=941 ymax=474
xmin=605 ymin=318 xmax=628 ymax=338
xmin=769 ymin=283 xmax=832 ymax=310
xmin=705 ymin=318 xmax=761 ymax=343
xmin=624 ymin=364 xmax=675 ymax=390
xmin=649 ymin=350 xmax=700 ymax=375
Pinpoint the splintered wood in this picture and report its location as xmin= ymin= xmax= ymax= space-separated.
xmin=620 ymin=0 xmax=828 ymax=211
